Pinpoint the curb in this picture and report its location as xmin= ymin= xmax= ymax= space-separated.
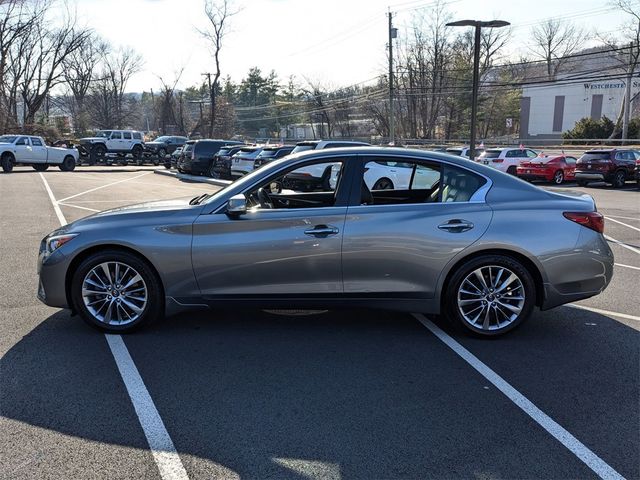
xmin=154 ymin=168 xmax=232 ymax=187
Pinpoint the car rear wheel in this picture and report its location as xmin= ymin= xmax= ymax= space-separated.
xmin=552 ymin=170 xmax=564 ymax=184
xmin=507 ymin=166 xmax=517 ymax=175
xmin=445 ymin=254 xmax=535 ymax=337
xmin=33 ymin=164 xmax=49 ymax=171
xmin=71 ymin=250 xmax=163 ymax=333
xmin=59 ymin=155 xmax=76 ymax=171
xmin=612 ymin=170 xmax=626 ymax=188
xmin=373 ymin=178 xmax=394 ymax=190
xmin=208 ymin=161 xmax=220 ymax=178
xmin=1 ymin=153 xmax=14 ymax=172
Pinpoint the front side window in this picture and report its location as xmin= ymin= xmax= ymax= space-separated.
xmin=16 ymin=137 xmax=29 ymax=146
xmin=96 ymin=130 xmax=111 ymax=138
xmin=110 ymin=132 xmax=122 ymax=139
xmin=526 ymin=150 xmax=538 ymax=158
xmin=244 ymin=160 xmax=345 ymax=210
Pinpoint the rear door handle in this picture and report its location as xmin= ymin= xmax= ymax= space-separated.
xmin=438 ymin=219 xmax=474 ymax=232
xmin=304 ymin=224 xmax=339 ymax=236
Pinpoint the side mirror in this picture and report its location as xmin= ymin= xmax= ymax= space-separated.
xmin=226 ymin=194 xmax=247 ymax=217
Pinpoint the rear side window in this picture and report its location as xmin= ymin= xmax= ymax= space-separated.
xmin=123 ymin=132 xmax=132 ymax=140
xmin=132 ymin=132 xmax=142 ymax=140
xmin=441 ymin=165 xmax=486 ymax=203
xmin=579 ymin=152 xmax=611 ymax=162
xmin=565 ymin=157 xmax=576 ymax=165
xmin=30 ymin=137 xmax=43 ymax=146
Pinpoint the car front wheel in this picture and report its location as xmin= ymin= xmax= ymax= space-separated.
xmin=612 ymin=170 xmax=626 ymax=188
xmin=71 ymin=250 xmax=163 ymax=332
xmin=445 ymin=254 xmax=535 ymax=337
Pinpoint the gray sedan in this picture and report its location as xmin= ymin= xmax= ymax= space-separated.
xmin=37 ymin=147 xmax=614 ymax=336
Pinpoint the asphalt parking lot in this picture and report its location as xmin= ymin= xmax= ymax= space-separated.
xmin=1 ymin=166 xmax=638 ymax=480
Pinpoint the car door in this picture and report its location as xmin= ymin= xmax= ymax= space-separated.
xmin=191 ymin=157 xmax=354 ymax=296
xmin=341 ymin=156 xmax=492 ymax=298
xmin=108 ymin=131 xmax=122 ymax=151
xmin=29 ymin=137 xmax=47 ymax=163
xmin=14 ymin=136 xmax=32 ymax=162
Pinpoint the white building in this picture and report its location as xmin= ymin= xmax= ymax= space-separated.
xmin=520 ymin=75 xmax=639 ymax=139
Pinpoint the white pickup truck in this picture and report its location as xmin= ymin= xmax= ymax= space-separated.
xmin=0 ymin=135 xmax=78 ymax=173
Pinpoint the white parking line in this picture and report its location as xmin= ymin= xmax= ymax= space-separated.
xmin=567 ymin=304 xmax=640 ymax=322
xmin=413 ymin=314 xmax=624 ymax=480
xmin=58 ymin=203 xmax=101 ymax=212
xmin=57 ymin=171 xmax=151 ymax=203
xmin=606 ymin=214 xmax=640 ymax=222
xmin=606 ymin=217 xmax=640 ymax=233
xmin=615 ymin=262 xmax=640 ymax=271
xmin=39 ymin=173 xmax=189 ymax=480
xmin=605 ymin=235 xmax=640 ymax=255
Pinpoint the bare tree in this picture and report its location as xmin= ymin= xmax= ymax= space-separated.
xmin=156 ymin=69 xmax=184 ymax=134
xmin=62 ymin=34 xmax=108 ymax=133
xmin=530 ymin=19 xmax=587 ymax=80
xmin=200 ymin=0 xmax=237 ymax=137
xmin=600 ymin=0 xmax=640 ymax=139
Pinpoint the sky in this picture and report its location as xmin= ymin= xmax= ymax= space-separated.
xmin=68 ymin=0 xmax=624 ymax=93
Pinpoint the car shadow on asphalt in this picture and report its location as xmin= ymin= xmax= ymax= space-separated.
xmin=4 ymin=307 xmax=638 ymax=478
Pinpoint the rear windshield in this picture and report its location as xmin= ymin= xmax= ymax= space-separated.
xmin=258 ymin=149 xmax=278 ymax=158
xmin=446 ymin=149 xmax=463 ymax=156
xmin=579 ymin=152 xmax=611 ymax=162
xmin=481 ymin=150 xmax=502 ymax=159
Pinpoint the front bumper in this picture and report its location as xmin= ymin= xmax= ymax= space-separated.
xmin=37 ymin=247 xmax=72 ymax=309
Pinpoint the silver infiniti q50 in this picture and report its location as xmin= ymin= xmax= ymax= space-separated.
xmin=37 ymin=147 xmax=613 ymax=336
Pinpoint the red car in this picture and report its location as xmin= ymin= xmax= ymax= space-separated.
xmin=516 ymin=154 xmax=576 ymax=184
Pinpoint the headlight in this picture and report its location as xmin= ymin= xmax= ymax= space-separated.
xmin=44 ymin=233 xmax=78 ymax=255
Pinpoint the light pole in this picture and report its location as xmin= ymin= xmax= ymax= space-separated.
xmin=446 ymin=20 xmax=509 ymax=159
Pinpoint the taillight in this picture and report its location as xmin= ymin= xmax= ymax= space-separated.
xmin=492 ymin=159 xmax=504 ymax=163
xmin=563 ymin=212 xmax=604 ymax=233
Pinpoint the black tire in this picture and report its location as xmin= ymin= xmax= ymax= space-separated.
xmin=163 ymin=162 xmax=172 ymax=169
xmin=152 ymin=159 xmax=160 ymax=166
xmin=132 ymin=145 xmax=143 ymax=159
xmin=611 ymin=170 xmax=626 ymax=189
xmin=59 ymin=155 xmax=76 ymax=172
xmin=1 ymin=153 xmax=14 ymax=172
xmin=444 ymin=254 xmax=536 ymax=337
xmin=70 ymin=249 xmax=164 ymax=333
xmin=552 ymin=169 xmax=564 ymax=185
xmin=507 ymin=166 xmax=517 ymax=175
xmin=92 ymin=143 xmax=107 ymax=159
xmin=33 ymin=164 xmax=49 ymax=171
xmin=373 ymin=177 xmax=394 ymax=190
xmin=577 ymin=179 xmax=588 ymax=187
xmin=208 ymin=161 xmax=219 ymax=178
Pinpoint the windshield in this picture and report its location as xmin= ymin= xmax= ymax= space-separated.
xmin=95 ymin=130 xmax=112 ymax=138
xmin=153 ymin=136 xmax=171 ymax=142
xmin=183 ymin=143 xmax=195 ymax=152
xmin=0 ymin=135 xmax=17 ymax=143
xmin=291 ymin=144 xmax=315 ymax=154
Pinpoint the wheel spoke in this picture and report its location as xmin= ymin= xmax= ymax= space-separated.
xmin=473 ymin=269 xmax=489 ymax=292
xmin=496 ymin=273 xmax=518 ymax=293
xmin=99 ymin=263 xmax=113 ymax=285
xmin=120 ymin=297 xmax=143 ymax=314
xmin=492 ymin=268 xmax=504 ymax=289
xmin=459 ymin=298 xmax=482 ymax=306
xmin=482 ymin=304 xmax=491 ymax=330
xmin=496 ymin=300 xmax=522 ymax=314
xmin=122 ymin=274 xmax=142 ymax=290
xmin=460 ymin=288 xmax=482 ymax=296
xmin=462 ymin=279 xmax=482 ymax=294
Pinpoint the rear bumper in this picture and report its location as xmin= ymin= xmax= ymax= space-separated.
xmin=517 ymin=172 xmax=552 ymax=182
xmin=575 ymin=172 xmax=608 ymax=182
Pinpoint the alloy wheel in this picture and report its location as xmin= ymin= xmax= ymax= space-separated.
xmin=456 ymin=265 xmax=525 ymax=331
xmin=553 ymin=170 xmax=564 ymax=184
xmin=82 ymin=261 xmax=148 ymax=325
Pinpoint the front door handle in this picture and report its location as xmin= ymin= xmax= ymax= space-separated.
xmin=304 ymin=224 xmax=339 ymax=236
xmin=438 ymin=219 xmax=474 ymax=233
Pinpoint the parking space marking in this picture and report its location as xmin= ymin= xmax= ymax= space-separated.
xmin=39 ymin=173 xmax=66 ymax=227
xmin=413 ymin=314 xmax=625 ymax=480
xmin=39 ymin=173 xmax=189 ymax=480
xmin=605 ymin=235 xmax=640 ymax=255
xmin=105 ymin=335 xmax=189 ymax=480
xmin=606 ymin=217 xmax=640 ymax=234
xmin=606 ymin=215 xmax=640 ymax=222
xmin=58 ymin=203 xmax=101 ymax=212
xmin=615 ymin=262 xmax=640 ymax=271
xmin=567 ymin=304 xmax=640 ymax=322
xmin=56 ymin=171 xmax=151 ymax=203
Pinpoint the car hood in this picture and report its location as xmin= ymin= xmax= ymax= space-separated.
xmin=64 ymin=198 xmax=204 ymax=232
xmin=79 ymin=137 xmax=104 ymax=142
xmin=145 ymin=141 xmax=166 ymax=147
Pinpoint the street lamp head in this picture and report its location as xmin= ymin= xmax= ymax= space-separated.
xmin=446 ymin=19 xmax=510 ymax=28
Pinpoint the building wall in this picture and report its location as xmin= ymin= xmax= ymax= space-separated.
xmin=520 ymin=76 xmax=640 ymax=138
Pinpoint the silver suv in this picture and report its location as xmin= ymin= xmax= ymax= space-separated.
xmin=78 ymin=130 xmax=145 ymax=165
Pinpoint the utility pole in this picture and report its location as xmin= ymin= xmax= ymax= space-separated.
xmin=622 ymin=42 xmax=633 ymax=144
xmin=202 ymin=72 xmax=214 ymax=138
xmin=388 ymin=10 xmax=396 ymax=145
